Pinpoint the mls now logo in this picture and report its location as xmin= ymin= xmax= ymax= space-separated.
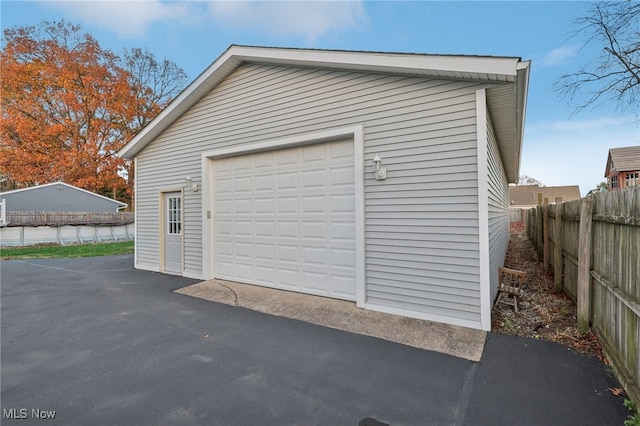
xmin=3 ymin=408 xmax=56 ymax=419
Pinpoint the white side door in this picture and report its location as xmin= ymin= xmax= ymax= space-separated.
xmin=164 ymin=192 xmax=182 ymax=274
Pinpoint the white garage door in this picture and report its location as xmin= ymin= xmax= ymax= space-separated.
xmin=214 ymin=138 xmax=356 ymax=300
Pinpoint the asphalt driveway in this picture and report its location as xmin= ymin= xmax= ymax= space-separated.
xmin=1 ymin=255 xmax=628 ymax=425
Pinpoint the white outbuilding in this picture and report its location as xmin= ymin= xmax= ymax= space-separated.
xmin=119 ymin=45 xmax=530 ymax=331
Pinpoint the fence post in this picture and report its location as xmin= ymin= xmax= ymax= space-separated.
xmin=536 ymin=194 xmax=543 ymax=256
xmin=577 ymin=196 xmax=594 ymax=334
xmin=543 ymin=197 xmax=550 ymax=272
xmin=554 ymin=197 xmax=563 ymax=292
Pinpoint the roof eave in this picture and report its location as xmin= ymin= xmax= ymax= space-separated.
xmin=118 ymin=45 xmax=527 ymax=160
xmin=512 ymin=60 xmax=531 ymax=183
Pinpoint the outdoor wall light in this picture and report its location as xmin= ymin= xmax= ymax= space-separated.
xmin=372 ymin=155 xmax=387 ymax=180
xmin=185 ymin=176 xmax=198 ymax=192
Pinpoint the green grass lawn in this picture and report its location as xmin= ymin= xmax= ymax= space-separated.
xmin=1 ymin=240 xmax=134 ymax=260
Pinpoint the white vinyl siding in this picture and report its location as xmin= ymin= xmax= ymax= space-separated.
xmin=136 ymin=63 xmax=497 ymax=325
xmin=486 ymin=110 xmax=510 ymax=302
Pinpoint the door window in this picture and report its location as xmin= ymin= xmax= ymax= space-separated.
xmin=167 ymin=196 xmax=181 ymax=235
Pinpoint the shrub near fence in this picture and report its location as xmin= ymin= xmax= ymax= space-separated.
xmin=527 ymin=187 xmax=640 ymax=406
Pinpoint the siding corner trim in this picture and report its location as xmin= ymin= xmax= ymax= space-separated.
xmin=476 ymin=89 xmax=492 ymax=331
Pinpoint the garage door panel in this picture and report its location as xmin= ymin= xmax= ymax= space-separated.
xmin=277 ymin=245 xmax=299 ymax=264
xmin=234 ymin=155 xmax=253 ymax=171
xmin=255 ymin=266 xmax=276 ymax=284
xmin=235 ymin=263 xmax=254 ymax=280
xmin=277 ymin=172 xmax=298 ymax=190
xmin=332 ymin=249 xmax=356 ymax=268
xmin=254 ymin=199 xmax=274 ymax=214
xmin=214 ymin=138 xmax=356 ymax=301
xmin=278 ymin=268 xmax=301 ymax=287
xmin=331 ymin=140 xmax=354 ymax=158
xmin=277 ymin=222 xmax=298 ymax=238
xmin=234 ymin=199 xmax=252 ymax=214
xmin=234 ymin=221 xmax=252 ymax=236
xmin=277 ymin=197 xmax=298 ymax=213
xmin=302 ymin=222 xmax=327 ymax=239
xmin=331 ymin=195 xmax=355 ymax=213
xmin=277 ymin=149 xmax=298 ymax=165
xmin=216 ymin=220 xmax=233 ymax=236
xmin=234 ymin=241 xmax=253 ymax=258
xmin=255 ymin=244 xmax=274 ymax=261
xmin=332 ymin=222 xmax=355 ymax=240
xmin=216 ymin=178 xmax=233 ymax=193
xmin=216 ymin=200 xmax=233 ymax=214
xmin=255 ymin=222 xmax=275 ymax=237
xmin=216 ymin=260 xmax=234 ymax=277
xmin=217 ymin=241 xmax=233 ymax=256
xmin=302 ymin=144 xmax=325 ymax=162
xmin=302 ymin=247 xmax=328 ymax=265
xmin=331 ymin=275 xmax=357 ymax=298
xmin=254 ymin=175 xmax=274 ymax=191
xmin=303 ymin=196 xmax=326 ymax=213
xmin=302 ymin=169 xmax=326 ymax=188
xmin=253 ymin=151 xmax=273 ymax=168
xmin=233 ymin=176 xmax=253 ymax=192
xmin=303 ymin=272 xmax=329 ymax=292
xmin=331 ymin=167 xmax=354 ymax=186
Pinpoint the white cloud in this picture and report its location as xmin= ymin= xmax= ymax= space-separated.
xmin=42 ymin=0 xmax=195 ymax=38
xmin=206 ymin=1 xmax=367 ymax=42
xmin=538 ymin=45 xmax=578 ymax=68
xmin=41 ymin=0 xmax=367 ymax=42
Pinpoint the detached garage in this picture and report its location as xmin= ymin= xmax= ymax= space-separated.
xmin=119 ymin=45 xmax=530 ymax=331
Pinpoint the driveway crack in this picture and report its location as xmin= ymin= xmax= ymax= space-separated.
xmin=218 ymin=282 xmax=239 ymax=306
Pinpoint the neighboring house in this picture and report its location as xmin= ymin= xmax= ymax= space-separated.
xmin=605 ymin=146 xmax=640 ymax=190
xmin=119 ymin=45 xmax=530 ymax=331
xmin=0 ymin=181 xmax=127 ymax=212
xmin=509 ymin=185 xmax=581 ymax=208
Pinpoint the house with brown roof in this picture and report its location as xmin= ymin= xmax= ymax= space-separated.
xmin=509 ymin=185 xmax=581 ymax=208
xmin=605 ymin=146 xmax=640 ymax=190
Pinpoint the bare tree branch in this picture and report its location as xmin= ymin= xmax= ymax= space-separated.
xmin=554 ymin=1 xmax=640 ymax=120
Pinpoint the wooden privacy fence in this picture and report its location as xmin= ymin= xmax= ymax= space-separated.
xmin=527 ymin=187 xmax=640 ymax=406
xmin=3 ymin=211 xmax=134 ymax=226
xmin=509 ymin=207 xmax=527 ymax=223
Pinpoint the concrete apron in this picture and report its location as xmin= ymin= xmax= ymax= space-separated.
xmin=176 ymin=280 xmax=487 ymax=362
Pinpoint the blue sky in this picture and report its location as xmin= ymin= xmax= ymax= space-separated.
xmin=2 ymin=1 xmax=639 ymax=194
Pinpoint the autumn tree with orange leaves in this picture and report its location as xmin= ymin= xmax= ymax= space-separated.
xmin=0 ymin=21 xmax=187 ymax=205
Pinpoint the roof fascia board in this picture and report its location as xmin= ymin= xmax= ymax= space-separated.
xmin=232 ymin=45 xmax=522 ymax=77
xmin=119 ymin=45 xmax=525 ymax=159
xmin=512 ymin=60 xmax=531 ymax=182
